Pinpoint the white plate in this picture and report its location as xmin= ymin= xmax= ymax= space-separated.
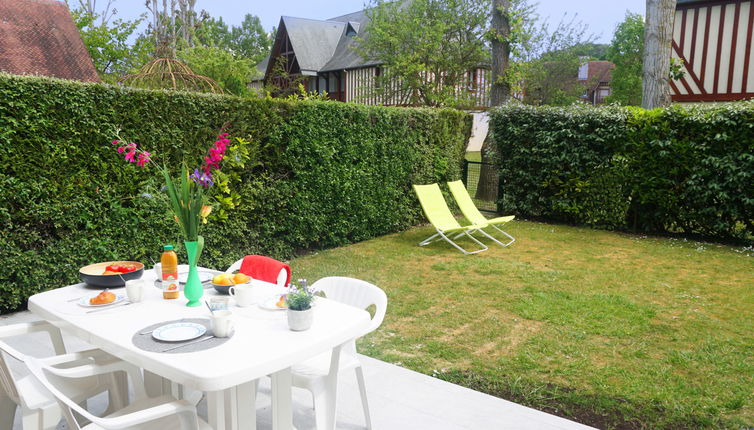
xmin=78 ymin=293 xmax=126 ymax=307
xmin=152 ymin=323 xmax=207 ymax=342
xmin=259 ymin=295 xmax=288 ymax=311
xmin=178 ymin=270 xmax=214 ymax=284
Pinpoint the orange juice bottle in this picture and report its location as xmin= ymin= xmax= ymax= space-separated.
xmin=161 ymin=245 xmax=179 ymax=299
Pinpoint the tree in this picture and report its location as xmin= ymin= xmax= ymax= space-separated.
xmin=178 ymin=46 xmax=257 ymax=96
xmin=144 ymin=0 xmax=200 ymax=56
xmin=196 ymin=15 xmax=271 ymax=64
xmin=512 ymin=14 xmax=595 ymax=105
xmin=642 ymin=0 xmax=677 ymax=109
xmin=607 ymin=12 xmax=644 ymax=106
xmin=357 ymin=0 xmax=491 ymax=107
xmin=67 ymin=1 xmax=152 ymax=82
xmin=476 ymin=0 xmax=511 ymax=201
xmin=572 ymin=42 xmax=609 ymax=60
xmin=489 ymin=0 xmax=511 ymax=107
xmin=229 ymin=15 xmax=271 ymax=63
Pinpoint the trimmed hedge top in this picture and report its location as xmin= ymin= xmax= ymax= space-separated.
xmin=490 ymin=103 xmax=754 ymax=240
xmin=0 ymin=73 xmax=471 ymax=312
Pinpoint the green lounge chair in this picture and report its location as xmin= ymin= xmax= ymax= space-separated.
xmin=447 ymin=180 xmax=516 ymax=247
xmin=413 ymin=183 xmax=489 ymax=254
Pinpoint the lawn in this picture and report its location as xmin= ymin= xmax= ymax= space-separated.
xmin=290 ymin=220 xmax=754 ymax=429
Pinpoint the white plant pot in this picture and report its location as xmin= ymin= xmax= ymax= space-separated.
xmin=287 ymin=308 xmax=313 ymax=331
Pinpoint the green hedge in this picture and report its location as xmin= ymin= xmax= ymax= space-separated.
xmin=0 ymin=73 xmax=471 ymax=312
xmin=490 ymin=103 xmax=754 ymax=239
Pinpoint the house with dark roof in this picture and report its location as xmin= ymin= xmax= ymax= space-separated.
xmin=0 ymin=0 xmax=99 ymax=82
xmin=671 ymin=0 xmax=754 ymax=102
xmin=253 ymin=9 xmax=490 ymax=108
xmin=578 ymin=61 xmax=615 ymax=105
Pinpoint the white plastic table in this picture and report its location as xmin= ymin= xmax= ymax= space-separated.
xmin=28 ymin=266 xmax=371 ymax=430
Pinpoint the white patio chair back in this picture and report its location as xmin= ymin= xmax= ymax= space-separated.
xmin=26 ymin=356 xmax=206 ymax=430
xmin=0 ymin=321 xmax=66 ymax=410
xmin=312 ymin=277 xmax=387 ymax=333
xmin=0 ymin=322 xmax=131 ymax=430
xmin=0 ymin=339 xmax=22 ymax=404
xmin=293 ymin=277 xmax=387 ymax=429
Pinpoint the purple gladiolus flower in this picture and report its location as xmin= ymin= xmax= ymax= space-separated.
xmin=190 ymin=168 xmax=214 ymax=188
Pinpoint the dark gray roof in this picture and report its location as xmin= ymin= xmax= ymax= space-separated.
xmin=281 ymin=16 xmax=345 ymax=74
xmin=319 ymin=9 xmax=382 ymax=72
xmin=258 ymin=6 xmax=405 ymax=76
xmin=254 ymin=55 xmax=270 ymax=80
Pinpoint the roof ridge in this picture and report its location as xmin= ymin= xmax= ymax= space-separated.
xmin=327 ymin=8 xmax=367 ymax=21
xmin=282 ymin=15 xmax=349 ymax=25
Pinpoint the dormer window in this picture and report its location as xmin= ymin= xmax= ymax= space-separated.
xmin=346 ymin=21 xmax=359 ymax=37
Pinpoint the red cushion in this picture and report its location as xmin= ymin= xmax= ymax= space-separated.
xmin=239 ymin=255 xmax=291 ymax=287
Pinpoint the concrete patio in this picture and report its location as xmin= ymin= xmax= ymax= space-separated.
xmin=3 ymin=310 xmax=595 ymax=430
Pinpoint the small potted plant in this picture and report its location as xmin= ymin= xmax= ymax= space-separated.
xmin=286 ymin=279 xmax=316 ymax=331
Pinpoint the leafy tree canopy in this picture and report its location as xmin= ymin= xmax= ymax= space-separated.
xmin=606 ymin=12 xmax=644 ymax=106
xmin=197 ymin=14 xmax=271 ymax=64
xmin=178 ymin=45 xmax=258 ymax=96
xmin=67 ymin=4 xmax=153 ymax=83
xmin=357 ymin=0 xmax=491 ymax=107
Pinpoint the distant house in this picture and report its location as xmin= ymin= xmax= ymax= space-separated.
xmin=671 ymin=0 xmax=754 ymax=102
xmin=578 ymin=61 xmax=615 ymax=105
xmin=0 ymin=0 xmax=99 ymax=82
xmin=252 ymin=9 xmax=491 ymax=109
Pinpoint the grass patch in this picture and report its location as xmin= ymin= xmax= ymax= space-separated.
xmin=290 ymin=220 xmax=754 ymax=429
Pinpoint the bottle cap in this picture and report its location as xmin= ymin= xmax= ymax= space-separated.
xmin=163 ymin=245 xmax=174 ymax=251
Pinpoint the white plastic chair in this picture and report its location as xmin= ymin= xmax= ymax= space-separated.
xmin=25 ymin=355 xmax=212 ymax=430
xmin=226 ymin=258 xmax=288 ymax=287
xmin=292 ymin=277 xmax=388 ymax=430
xmin=0 ymin=321 xmax=128 ymax=430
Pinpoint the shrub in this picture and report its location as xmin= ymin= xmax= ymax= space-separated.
xmin=490 ymin=103 xmax=754 ymax=239
xmin=0 ymin=73 xmax=471 ymax=312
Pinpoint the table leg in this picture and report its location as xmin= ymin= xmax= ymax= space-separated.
xmin=271 ymin=368 xmax=294 ymax=430
xmin=207 ymin=390 xmax=227 ymax=430
xmin=236 ymin=380 xmax=257 ymax=430
xmin=144 ymin=370 xmax=169 ymax=397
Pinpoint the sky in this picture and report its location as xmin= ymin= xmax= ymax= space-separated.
xmin=107 ymin=0 xmax=646 ymax=45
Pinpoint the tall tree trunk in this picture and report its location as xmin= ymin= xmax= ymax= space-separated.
xmin=642 ymin=0 xmax=677 ymax=109
xmin=476 ymin=0 xmax=510 ymax=202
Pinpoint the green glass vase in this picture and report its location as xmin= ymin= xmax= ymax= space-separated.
xmin=183 ymin=236 xmax=204 ymax=307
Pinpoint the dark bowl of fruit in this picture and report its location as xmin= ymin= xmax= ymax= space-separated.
xmin=79 ymin=261 xmax=144 ymax=288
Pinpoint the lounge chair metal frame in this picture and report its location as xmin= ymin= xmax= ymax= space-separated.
xmin=413 ymin=183 xmax=489 ymax=255
xmin=419 ymin=228 xmax=488 ymax=255
xmin=447 ymin=180 xmax=516 ymax=247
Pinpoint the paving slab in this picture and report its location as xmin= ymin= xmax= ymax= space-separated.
xmin=2 ymin=311 xmax=595 ymax=430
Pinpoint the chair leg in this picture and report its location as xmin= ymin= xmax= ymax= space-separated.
xmin=312 ymin=369 xmax=340 ymax=430
xmin=21 ymin=407 xmax=59 ymax=430
xmin=355 ymin=366 xmax=373 ymax=430
xmin=0 ymin=391 xmax=17 ymax=430
xmin=491 ymin=224 xmax=516 ymax=246
xmin=418 ymin=232 xmax=441 ymax=246
xmin=39 ymin=406 xmax=60 ymax=430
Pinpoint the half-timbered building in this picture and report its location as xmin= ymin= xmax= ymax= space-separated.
xmin=252 ymin=9 xmax=491 ymax=109
xmin=672 ymin=0 xmax=754 ymax=101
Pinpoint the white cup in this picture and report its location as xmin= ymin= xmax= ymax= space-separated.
xmin=125 ymin=280 xmax=145 ymax=303
xmin=152 ymin=263 xmax=162 ymax=279
xmin=211 ymin=310 xmax=234 ymax=338
xmin=229 ymin=284 xmax=255 ymax=307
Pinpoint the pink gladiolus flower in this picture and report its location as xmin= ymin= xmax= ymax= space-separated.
xmin=116 ymin=146 xmax=125 ymax=154
xmin=124 ymin=150 xmax=137 ymax=162
xmin=136 ymin=151 xmax=151 ymax=168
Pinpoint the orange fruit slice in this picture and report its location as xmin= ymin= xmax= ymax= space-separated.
xmin=233 ymin=273 xmax=251 ymax=284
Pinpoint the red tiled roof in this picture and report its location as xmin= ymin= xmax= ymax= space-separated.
xmin=587 ymin=61 xmax=614 ymax=84
xmin=0 ymin=0 xmax=100 ymax=82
